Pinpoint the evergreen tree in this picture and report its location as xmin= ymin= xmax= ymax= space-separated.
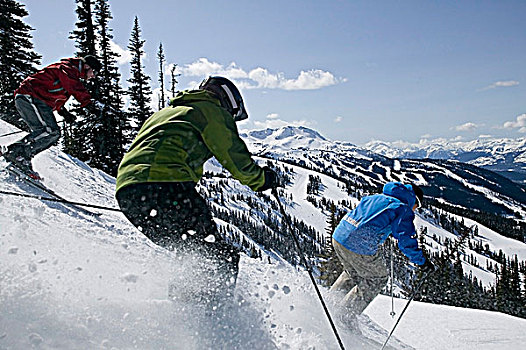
xmin=496 ymin=259 xmax=511 ymax=312
xmin=65 ymin=0 xmax=99 ymax=159
xmin=89 ymin=0 xmax=129 ymax=175
xmin=508 ymin=256 xmax=524 ymax=316
xmin=127 ymin=16 xmax=152 ymax=131
xmin=70 ymin=0 xmax=96 ymax=57
xmin=157 ymin=42 xmax=165 ymax=110
xmin=66 ymin=0 xmax=129 ymax=176
xmin=0 ymin=0 xmax=41 ymax=129
xmin=170 ymin=64 xmax=181 ymax=98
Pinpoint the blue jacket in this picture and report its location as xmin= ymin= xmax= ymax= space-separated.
xmin=333 ymin=182 xmax=426 ymax=265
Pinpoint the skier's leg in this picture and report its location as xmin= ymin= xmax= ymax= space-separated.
xmin=330 ymin=239 xmax=359 ymax=296
xmin=181 ymin=187 xmax=240 ymax=311
xmin=331 ymin=239 xmax=366 ymax=329
xmin=341 ymin=248 xmax=388 ymax=315
xmin=332 ymin=239 xmax=388 ymax=322
xmin=8 ymin=95 xmax=59 ymax=162
xmin=116 ymin=183 xmax=240 ymax=309
xmin=116 ymin=182 xmax=190 ymax=247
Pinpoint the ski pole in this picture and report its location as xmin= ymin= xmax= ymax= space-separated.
xmin=380 ymin=270 xmax=431 ymax=350
xmin=390 ymin=238 xmax=396 ymax=318
xmin=0 ymin=189 xmax=121 ymax=212
xmin=271 ymin=188 xmax=346 ymax=350
xmin=0 ymin=130 xmax=24 ymax=138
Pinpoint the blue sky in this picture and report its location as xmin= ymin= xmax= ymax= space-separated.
xmin=19 ymin=0 xmax=526 ymax=144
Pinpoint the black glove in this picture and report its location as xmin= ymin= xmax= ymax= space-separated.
xmin=258 ymin=166 xmax=279 ymax=192
xmin=420 ymin=259 xmax=437 ymax=275
xmin=57 ymin=108 xmax=76 ymax=123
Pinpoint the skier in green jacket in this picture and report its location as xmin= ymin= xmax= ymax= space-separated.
xmin=116 ymin=76 xmax=278 ymax=311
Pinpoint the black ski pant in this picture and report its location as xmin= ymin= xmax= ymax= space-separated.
xmin=8 ymin=94 xmax=60 ymax=160
xmin=116 ymin=182 xmax=240 ymax=308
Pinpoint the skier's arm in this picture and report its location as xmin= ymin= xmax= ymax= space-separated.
xmin=55 ymin=66 xmax=92 ymax=107
xmin=200 ymin=109 xmax=265 ymax=191
xmin=392 ymin=209 xmax=426 ymax=265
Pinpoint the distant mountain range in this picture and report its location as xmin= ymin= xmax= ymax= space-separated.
xmin=241 ymin=126 xmax=526 ymax=220
xmin=363 ymin=137 xmax=526 ymax=184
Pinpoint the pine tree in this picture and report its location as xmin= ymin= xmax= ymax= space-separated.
xmin=70 ymin=0 xmax=96 ymax=57
xmin=127 ymin=16 xmax=152 ymax=131
xmin=88 ymin=0 xmax=129 ymax=175
xmin=496 ymin=259 xmax=510 ymax=312
xmin=0 ymin=0 xmax=41 ymax=129
xmin=157 ymin=42 xmax=165 ymax=110
xmin=170 ymin=64 xmax=181 ymax=98
xmin=65 ymin=0 xmax=129 ymax=176
xmin=509 ymin=255 xmax=523 ymax=316
xmin=65 ymin=0 xmax=99 ymax=159
xmin=317 ymin=202 xmax=345 ymax=286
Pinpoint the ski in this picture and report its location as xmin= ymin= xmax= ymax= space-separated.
xmin=5 ymin=164 xmax=101 ymax=217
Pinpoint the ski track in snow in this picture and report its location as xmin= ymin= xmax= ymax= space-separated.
xmin=2 ymin=120 xmax=526 ymax=349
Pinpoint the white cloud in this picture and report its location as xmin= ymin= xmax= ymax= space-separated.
xmin=248 ymin=68 xmax=344 ymax=90
xmin=334 ymin=116 xmax=343 ymax=123
xmin=176 ymin=58 xmax=345 ymax=91
xmin=267 ymin=113 xmax=279 ymax=119
xmin=253 ymin=117 xmax=312 ymax=130
xmin=503 ymin=113 xmax=526 ymax=133
xmin=110 ymin=40 xmax=132 ymax=65
xmin=479 ymin=134 xmax=492 ymax=138
xmin=453 ymin=122 xmax=480 ymax=132
xmin=183 ymin=58 xmax=224 ymax=76
xmin=482 ymin=80 xmax=519 ymax=90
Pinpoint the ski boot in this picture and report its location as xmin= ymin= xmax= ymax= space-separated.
xmin=1 ymin=150 xmax=42 ymax=181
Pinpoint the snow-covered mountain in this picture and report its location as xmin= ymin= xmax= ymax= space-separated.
xmin=243 ymin=126 xmax=526 ymax=223
xmin=2 ymin=120 xmax=526 ymax=349
xmin=242 ymin=125 xmax=329 ymax=152
xmin=364 ymin=137 xmax=526 ymax=184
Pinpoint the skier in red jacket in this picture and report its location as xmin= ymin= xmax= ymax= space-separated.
xmin=2 ymin=55 xmax=103 ymax=177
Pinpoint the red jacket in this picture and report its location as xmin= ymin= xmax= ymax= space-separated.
xmin=15 ymin=57 xmax=93 ymax=111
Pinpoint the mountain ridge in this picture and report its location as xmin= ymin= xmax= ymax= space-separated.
xmin=364 ymin=136 xmax=526 ymax=184
xmin=243 ymin=125 xmax=526 ymax=184
xmin=241 ymin=125 xmax=526 ymax=223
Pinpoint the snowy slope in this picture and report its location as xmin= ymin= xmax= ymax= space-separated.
xmin=2 ymin=120 xmax=526 ymax=349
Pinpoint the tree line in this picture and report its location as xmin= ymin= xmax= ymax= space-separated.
xmin=0 ymin=0 xmax=180 ymax=176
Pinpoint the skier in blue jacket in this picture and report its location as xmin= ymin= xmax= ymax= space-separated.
xmin=330 ymin=182 xmax=434 ymax=326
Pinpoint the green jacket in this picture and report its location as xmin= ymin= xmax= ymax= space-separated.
xmin=116 ymin=90 xmax=265 ymax=193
